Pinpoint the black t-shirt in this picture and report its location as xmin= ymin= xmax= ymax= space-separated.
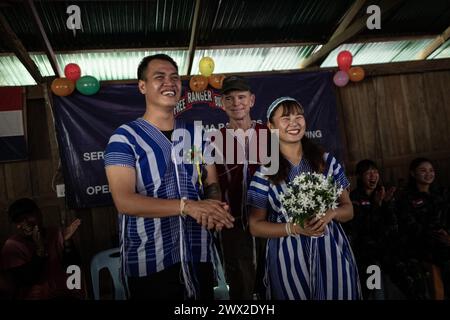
xmin=161 ymin=130 xmax=174 ymax=141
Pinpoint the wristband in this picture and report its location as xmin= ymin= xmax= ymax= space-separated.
xmin=180 ymin=197 xmax=188 ymax=217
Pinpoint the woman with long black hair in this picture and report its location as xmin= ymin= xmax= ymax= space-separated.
xmin=247 ymin=97 xmax=361 ymax=300
xmin=395 ymin=157 xmax=450 ymax=299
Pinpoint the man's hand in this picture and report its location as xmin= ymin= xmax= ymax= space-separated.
xmin=63 ymin=219 xmax=81 ymax=241
xmin=184 ymin=199 xmax=234 ymax=230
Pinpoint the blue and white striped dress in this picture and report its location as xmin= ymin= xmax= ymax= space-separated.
xmin=247 ymin=153 xmax=361 ymax=300
xmin=104 ymin=118 xmax=214 ymax=280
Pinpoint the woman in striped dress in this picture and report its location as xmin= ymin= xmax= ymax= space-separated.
xmin=247 ymin=97 xmax=361 ymax=300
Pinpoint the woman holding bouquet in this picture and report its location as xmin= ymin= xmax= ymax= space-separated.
xmin=247 ymin=97 xmax=361 ymax=300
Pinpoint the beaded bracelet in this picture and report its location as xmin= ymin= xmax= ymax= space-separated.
xmin=180 ymin=197 xmax=187 ymax=217
xmin=285 ymin=222 xmax=294 ymax=236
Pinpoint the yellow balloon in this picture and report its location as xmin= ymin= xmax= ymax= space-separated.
xmin=199 ymin=57 xmax=215 ymax=77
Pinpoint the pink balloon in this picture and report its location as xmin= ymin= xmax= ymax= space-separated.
xmin=333 ymin=71 xmax=349 ymax=87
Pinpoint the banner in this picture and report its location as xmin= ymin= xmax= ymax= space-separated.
xmin=53 ymin=71 xmax=342 ymax=208
xmin=0 ymin=87 xmax=27 ymax=162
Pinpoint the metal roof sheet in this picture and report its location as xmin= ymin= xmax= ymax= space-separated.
xmin=320 ymin=38 xmax=436 ymax=67
xmin=0 ymin=1 xmax=449 ymax=86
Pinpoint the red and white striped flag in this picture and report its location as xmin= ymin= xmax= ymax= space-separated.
xmin=0 ymin=87 xmax=27 ymax=162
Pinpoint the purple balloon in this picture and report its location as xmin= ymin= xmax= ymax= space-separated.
xmin=333 ymin=71 xmax=349 ymax=87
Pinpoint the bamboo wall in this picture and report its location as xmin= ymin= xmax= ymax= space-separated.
xmin=1 ymin=67 xmax=449 ymax=297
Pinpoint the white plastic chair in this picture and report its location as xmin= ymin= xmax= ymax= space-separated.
xmin=90 ymin=248 xmax=126 ymax=300
xmin=214 ymin=258 xmax=229 ymax=300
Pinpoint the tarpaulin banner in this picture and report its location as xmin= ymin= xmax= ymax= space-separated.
xmin=0 ymin=87 xmax=27 ymax=162
xmin=53 ymin=71 xmax=342 ymax=208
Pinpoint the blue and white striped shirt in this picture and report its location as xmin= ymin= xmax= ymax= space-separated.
xmin=104 ymin=118 xmax=213 ymax=277
xmin=248 ymin=153 xmax=361 ymax=300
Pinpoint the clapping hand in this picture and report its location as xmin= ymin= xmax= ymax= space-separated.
xmin=374 ymin=186 xmax=396 ymax=206
xmin=63 ymin=219 xmax=81 ymax=241
xmin=432 ymin=229 xmax=450 ymax=246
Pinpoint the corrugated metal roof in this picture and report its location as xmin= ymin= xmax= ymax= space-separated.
xmin=0 ymin=1 xmax=449 ymax=86
xmin=0 ymin=53 xmax=58 ymax=86
xmin=0 ymin=0 xmax=196 ymax=52
xmin=360 ymin=0 xmax=450 ymax=37
xmin=320 ymin=38 xmax=437 ymax=67
xmin=192 ymin=45 xmax=319 ymax=74
xmin=0 ymin=45 xmax=319 ymax=86
xmin=0 ymin=0 xmax=354 ymax=51
xmin=0 ymin=49 xmax=189 ymax=86
xmin=54 ymin=49 xmax=188 ymax=80
xmin=0 ymin=37 xmax=448 ymax=87
xmin=0 ymin=55 xmax=36 ymax=86
xmin=428 ymin=39 xmax=450 ymax=59
xmin=1 ymin=0 xmax=449 ymax=53
xmin=196 ymin=0 xmax=353 ymax=45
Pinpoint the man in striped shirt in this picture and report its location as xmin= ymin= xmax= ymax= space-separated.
xmin=104 ymin=54 xmax=234 ymax=300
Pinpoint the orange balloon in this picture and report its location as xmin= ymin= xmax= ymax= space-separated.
xmin=208 ymin=74 xmax=225 ymax=89
xmin=51 ymin=78 xmax=75 ymax=96
xmin=348 ymin=66 xmax=365 ymax=82
xmin=189 ymin=75 xmax=208 ymax=92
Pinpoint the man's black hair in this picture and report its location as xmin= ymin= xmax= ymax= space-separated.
xmin=355 ymin=159 xmax=379 ymax=190
xmin=137 ymin=54 xmax=179 ymax=81
xmin=355 ymin=159 xmax=378 ymax=177
xmin=7 ymin=198 xmax=40 ymax=223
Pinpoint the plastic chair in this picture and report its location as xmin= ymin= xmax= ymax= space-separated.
xmin=90 ymin=248 xmax=126 ymax=300
xmin=214 ymin=258 xmax=229 ymax=300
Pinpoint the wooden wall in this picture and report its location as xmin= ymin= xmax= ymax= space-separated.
xmin=1 ymin=66 xmax=449 ymax=297
xmin=337 ymin=69 xmax=450 ymax=189
xmin=0 ymin=88 xmax=119 ymax=297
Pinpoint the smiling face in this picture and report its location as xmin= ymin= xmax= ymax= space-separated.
xmin=15 ymin=212 xmax=41 ymax=237
xmin=268 ymin=102 xmax=306 ymax=144
xmin=361 ymin=168 xmax=380 ymax=192
xmin=138 ymin=59 xmax=181 ymax=110
xmin=411 ymin=161 xmax=435 ymax=186
xmin=221 ymin=90 xmax=255 ymax=122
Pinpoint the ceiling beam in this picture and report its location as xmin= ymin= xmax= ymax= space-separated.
xmin=186 ymin=0 xmax=201 ymax=76
xmin=0 ymin=10 xmax=43 ymax=83
xmin=25 ymin=0 xmax=61 ymax=77
xmin=416 ymin=26 xmax=450 ymax=60
xmin=300 ymin=0 xmax=405 ymax=68
xmin=7 ymin=32 xmax=436 ymax=55
xmin=330 ymin=0 xmax=367 ymax=41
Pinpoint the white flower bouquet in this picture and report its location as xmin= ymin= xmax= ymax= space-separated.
xmin=280 ymin=172 xmax=343 ymax=227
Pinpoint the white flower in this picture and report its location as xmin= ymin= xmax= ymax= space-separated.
xmin=280 ymin=172 xmax=343 ymax=227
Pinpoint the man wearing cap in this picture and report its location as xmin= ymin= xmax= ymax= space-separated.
xmin=215 ymin=76 xmax=267 ymax=300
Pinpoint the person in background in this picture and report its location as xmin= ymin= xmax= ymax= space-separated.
xmin=247 ymin=96 xmax=361 ymax=300
xmin=1 ymin=198 xmax=82 ymax=299
xmin=345 ymin=159 xmax=398 ymax=299
xmin=215 ymin=75 xmax=267 ymax=300
xmin=395 ymin=157 xmax=450 ymax=299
